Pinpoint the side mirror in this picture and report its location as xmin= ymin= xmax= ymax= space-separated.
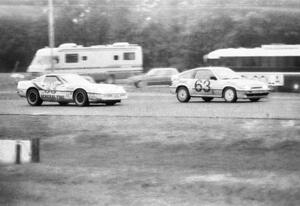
xmin=210 ymin=76 xmax=217 ymax=80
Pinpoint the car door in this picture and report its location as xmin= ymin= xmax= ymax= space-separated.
xmin=39 ymin=76 xmax=64 ymax=101
xmin=146 ymin=70 xmax=166 ymax=86
xmin=191 ymin=69 xmax=217 ymax=96
xmin=146 ymin=69 xmax=175 ymax=86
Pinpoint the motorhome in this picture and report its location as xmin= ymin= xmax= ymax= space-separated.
xmin=204 ymin=44 xmax=300 ymax=92
xmin=27 ymin=42 xmax=143 ymax=83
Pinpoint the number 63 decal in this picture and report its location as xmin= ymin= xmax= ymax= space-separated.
xmin=195 ymin=80 xmax=210 ymax=92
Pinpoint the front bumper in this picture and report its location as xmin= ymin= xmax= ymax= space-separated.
xmin=237 ymin=90 xmax=269 ymax=99
xmin=16 ymin=89 xmax=26 ymax=97
xmin=88 ymin=92 xmax=128 ymax=102
xmin=169 ymin=86 xmax=177 ymax=94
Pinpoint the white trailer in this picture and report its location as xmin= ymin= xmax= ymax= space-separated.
xmin=27 ymin=42 xmax=143 ymax=83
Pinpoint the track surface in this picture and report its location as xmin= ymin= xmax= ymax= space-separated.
xmin=1 ymin=88 xmax=300 ymax=206
xmin=0 ymin=91 xmax=299 ymax=119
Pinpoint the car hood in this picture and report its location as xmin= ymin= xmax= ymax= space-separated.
xmin=225 ymin=78 xmax=268 ymax=89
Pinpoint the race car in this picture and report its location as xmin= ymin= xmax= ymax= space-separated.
xmin=170 ymin=67 xmax=270 ymax=103
xmin=128 ymin=68 xmax=179 ymax=88
xmin=17 ymin=73 xmax=127 ymax=106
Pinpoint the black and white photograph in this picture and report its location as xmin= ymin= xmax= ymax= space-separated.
xmin=0 ymin=0 xmax=300 ymax=205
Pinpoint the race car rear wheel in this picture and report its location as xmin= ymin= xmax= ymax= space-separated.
xmin=223 ymin=87 xmax=237 ymax=103
xmin=74 ymin=89 xmax=89 ymax=106
xmin=26 ymin=88 xmax=43 ymax=106
xmin=249 ymin=98 xmax=260 ymax=102
xmin=202 ymin=97 xmax=214 ymax=102
xmin=176 ymin=87 xmax=191 ymax=103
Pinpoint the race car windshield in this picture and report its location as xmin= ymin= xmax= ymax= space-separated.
xmin=60 ymin=74 xmax=90 ymax=84
xmin=214 ymin=68 xmax=241 ymax=80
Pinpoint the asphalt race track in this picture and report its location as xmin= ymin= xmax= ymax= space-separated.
xmin=0 ymin=90 xmax=300 ymax=119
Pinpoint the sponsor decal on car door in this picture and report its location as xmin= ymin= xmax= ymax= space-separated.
xmin=39 ymin=76 xmax=66 ymax=101
xmin=192 ymin=70 xmax=215 ymax=96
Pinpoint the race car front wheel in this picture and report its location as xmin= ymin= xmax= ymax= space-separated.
xmin=74 ymin=89 xmax=89 ymax=106
xmin=223 ymin=87 xmax=237 ymax=103
xmin=177 ymin=87 xmax=191 ymax=103
xmin=26 ymin=88 xmax=43 ymax=106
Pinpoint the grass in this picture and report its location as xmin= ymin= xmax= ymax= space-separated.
xmin=0 ymin=115 xmax=299 ymax=205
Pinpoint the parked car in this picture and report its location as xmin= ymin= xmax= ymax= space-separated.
xmin=17 ymin=73 xmax=127 ymax=106
xmin=170 ymin=67 xmax=270 ymax=103
xmin=128 ymin=68 xmax=179 ymax=88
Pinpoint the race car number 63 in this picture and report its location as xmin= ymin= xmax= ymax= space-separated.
xmin=195 ymin=80 xmax=210 ymax=92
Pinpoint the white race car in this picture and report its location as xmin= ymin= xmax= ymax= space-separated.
xmin=17 ymin=73 xmax=127 ymax=106
xmin=170 ymin=67 xmax=270 ymax=103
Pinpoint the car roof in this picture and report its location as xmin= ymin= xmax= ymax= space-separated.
xmin=43 ymin=73 xmax=78 ymax=77
xmin=191 ymin=66 xmax=230 ymax=71
xmin=180 ymin=66 xmax=230 ymax=73
xmin=150 ymin=67 xmax=178 ymax=71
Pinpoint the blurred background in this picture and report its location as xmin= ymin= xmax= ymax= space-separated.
xmin=1 ymin=0 xmax=300 ymax=73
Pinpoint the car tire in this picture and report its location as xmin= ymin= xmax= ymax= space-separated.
xmin=223 ymin=87 xmax=237 ymax=103
xmin=202 ymin=97 xmax=214 ymax=102
xmin=105 ymin=75 xmax=115 ymax=84
xmin=74 ymin=89 xmax=89 ymax=106
xmin=26 ymin=88 xmax=43 ymax=106
xmin=58 ymin=102 xmax=69 ymax=106
xmin=249 ymin=98 xmax=260 ymax=102
xmin=176 ymin=87 xmax=191 ymax=103
xmin=136 ymin=81 xmax=146 ymax=88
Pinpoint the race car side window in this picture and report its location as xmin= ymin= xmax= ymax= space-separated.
xmin=195 ymin=70 xmax=216 ymax=80
xmin=44 ymin=76 xmax=61 ymax=85
xmin=179 ymin=70 xmax=197 ymax=79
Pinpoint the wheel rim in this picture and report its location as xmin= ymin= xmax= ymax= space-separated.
xmin=76 ymin=93 xmax=84 ymax=103
xmin=106 ymin=77 xmax=113 ymax=84
xmin=225 ymin=89 xmax=234 ymax=101
xmin=178 ymin=89 xmax=187 ymax=101
xmin=137 ymin=81 xmax=145 ymax=87
xmin=29 ymin=92 xmax=37 ymax=103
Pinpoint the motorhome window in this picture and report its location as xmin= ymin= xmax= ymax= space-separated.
xmin=114 ymin=55 xmax=119 ymax=60
xmin=123 ymin=52 xmax=135 ymax=60
xmin=82 ymin=56 xmax=87 ymax=61
xmin=65 ymin=54 xmax=78 ymax=63
xmin=53 ymin=56 xmax=59 ymax=63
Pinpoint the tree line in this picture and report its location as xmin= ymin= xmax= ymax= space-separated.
xmin=1 ymin=0 xmax=300 ymax=72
